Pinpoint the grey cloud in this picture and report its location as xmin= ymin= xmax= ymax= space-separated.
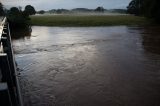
xmin=1 ymin=0 xmax=132 ymax=10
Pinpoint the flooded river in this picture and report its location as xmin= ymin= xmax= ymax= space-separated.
xmin=12 ymin=26 xmax=160 ymax=106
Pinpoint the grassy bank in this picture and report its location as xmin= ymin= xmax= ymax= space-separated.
xmin=30 ymin=15 xmax=150 ymax=26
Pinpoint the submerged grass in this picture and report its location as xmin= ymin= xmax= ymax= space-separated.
xmin=30 ymin=15 xmax=150 ymax=26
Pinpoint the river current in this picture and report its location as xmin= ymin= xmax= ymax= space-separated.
xmin=12 ymin=26 xmax=160 ymax=106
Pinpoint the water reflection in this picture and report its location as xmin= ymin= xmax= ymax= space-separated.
xmin=11 ymin=26 xmax=32 ymax=40
xmin=141 ymin=26 xmax=160 ymax=54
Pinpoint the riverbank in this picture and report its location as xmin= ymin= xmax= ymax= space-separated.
xmin=30 ymin=15 xmax=150 ymax=26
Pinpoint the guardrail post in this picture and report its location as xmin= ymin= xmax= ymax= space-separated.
xmin=0 ymin=83 xmax=12 ymax=106
xmin=0 ymin=54 xmax=18 ymax=106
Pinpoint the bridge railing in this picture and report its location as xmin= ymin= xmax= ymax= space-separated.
xmin=0 ymin=17 xmax=23 ymax=106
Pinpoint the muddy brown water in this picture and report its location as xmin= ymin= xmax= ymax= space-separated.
xmin=12 ymin=26 xmax=160 ymax=106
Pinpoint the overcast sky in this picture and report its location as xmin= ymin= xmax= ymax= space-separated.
xmin=1 ymin=0 xmax=131 ymax=10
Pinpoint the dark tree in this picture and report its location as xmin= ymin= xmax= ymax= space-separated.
xmin=37 ymin=10 xmax=45 ymax=14
xmin=0 ymin=2 xmax=5 ymax=16
xmin=127 ymin=0 xmax=144 ymax=15
xmin=24 ymin=5 xmax=36 ymax=15
xmin=95 ymin=7 xmax=104 ymax=12
xmin=144 ymin=0 xmax=160 ymax=22
xmin=7 ymin=5 xmax=36 ymax=28
xmin=127 ymin=0 xmax=160 ymax=22
xmin=56 ymin=9 xmax=62 ymax=14
xmin=9 ymin=7 xmax=20 ymax=15
xmin=7 ymin=7 xmax=30 ymax=27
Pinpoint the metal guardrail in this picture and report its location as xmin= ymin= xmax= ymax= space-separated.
xmin=0 ymin=17 xmax=23 ymax=106
xmin=0 ymin=17 xmax=6 ymax=39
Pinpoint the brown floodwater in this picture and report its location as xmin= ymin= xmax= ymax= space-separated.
xmin=12 ymin=26 xmax=160 ymax=106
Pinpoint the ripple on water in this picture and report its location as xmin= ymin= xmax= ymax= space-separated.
xmin=13 ymin=26 xmax=160 ymax=106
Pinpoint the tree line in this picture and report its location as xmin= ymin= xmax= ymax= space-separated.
xmin=39 ymin=7 xmax=105 ymax=14
xmin=0 ymin=3 xmax=5 ymax=16
xmin=0 ymin=2 xmax=36 ymax=28
xmin=127 ymin=0 xmax=160 ymax=22
xmin=8 ymin=5 xmax=36 ymax=28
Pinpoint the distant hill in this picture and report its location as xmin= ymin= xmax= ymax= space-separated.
xmin=48 ymin=9 xmax=70 ymax=14
xmin=72 ymin=8 xmax=93 ymax=12
xmin=46 ymin=8 xmax=127 ymax=14
xmin=108 ymin=9 xmax=127 ymax=14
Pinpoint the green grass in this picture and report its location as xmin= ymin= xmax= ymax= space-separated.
xmin=30 ymin=15 xmax=150 ymax=26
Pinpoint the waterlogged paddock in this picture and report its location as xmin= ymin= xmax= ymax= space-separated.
xmin=12 ymin=26 xmax=160 ymax=106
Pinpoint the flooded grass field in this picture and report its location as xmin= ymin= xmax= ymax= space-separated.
xmin=12 ymin=26 xmax=160 ymax=106
xmin=30 ymin=15 xmax=149 ymax=26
